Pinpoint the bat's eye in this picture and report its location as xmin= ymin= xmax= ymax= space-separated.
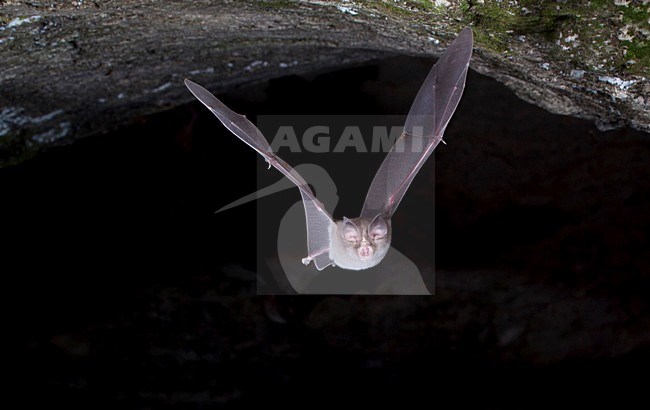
xmin=343 ymin=232 xmax=359 ymax=243
xmin=368 ymin=215 xmax=388 ymax=241
xmin=341 ymin=219 xmax=361 ymax=243
xmin=371 ymin=232 xmax=387 ymax=241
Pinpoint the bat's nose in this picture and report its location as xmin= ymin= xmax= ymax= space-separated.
xmin=358 ymin=245 xmax=374 ymax=260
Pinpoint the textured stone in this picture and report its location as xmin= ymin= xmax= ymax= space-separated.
xmin=1 ymin=0 xmax=648 ymax=167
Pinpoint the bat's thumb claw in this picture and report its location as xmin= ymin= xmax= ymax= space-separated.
xmin=301 ymin=257 xmax=312 ymax=266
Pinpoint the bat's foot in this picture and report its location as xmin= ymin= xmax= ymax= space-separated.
xmin=301 ymin=257 xmax=312 ymax=266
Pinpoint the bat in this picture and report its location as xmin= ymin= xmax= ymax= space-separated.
xmin=185 ymin=27 xmax=473 ymax=271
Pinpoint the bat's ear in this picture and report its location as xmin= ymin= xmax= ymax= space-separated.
xmin=341 ymin=217 xmax=360 ymax=243
xmin=368 ymin=215 xmax=388 ymax=240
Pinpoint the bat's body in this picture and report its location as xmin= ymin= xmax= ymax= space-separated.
xmin=185 ymin=27 xmax=473 ymax=271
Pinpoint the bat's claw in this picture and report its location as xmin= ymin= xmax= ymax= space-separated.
xmin=301 ymin=257 xmax=312 ymax=266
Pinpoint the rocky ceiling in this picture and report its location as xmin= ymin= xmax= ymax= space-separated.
xmin=1 ymin=0 xmax=648 ymax=167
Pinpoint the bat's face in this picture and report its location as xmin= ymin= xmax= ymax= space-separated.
xmin=329 ymin=216 xmax=392 ymax=270
xmin=341 ymin=216 xmax=389 ymax=261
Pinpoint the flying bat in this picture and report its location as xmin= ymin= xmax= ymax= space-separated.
xmin=185 ymin=27 xmax=473 ymax=271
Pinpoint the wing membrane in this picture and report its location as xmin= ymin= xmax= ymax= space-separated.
xmin=185 ymin=79 xmax=334 ymax=269
xmin=361 ymin=27 xmax=473 ymax=218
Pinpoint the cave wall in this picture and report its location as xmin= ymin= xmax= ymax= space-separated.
xmin=1 ymin=0 xmax=648 ymax=167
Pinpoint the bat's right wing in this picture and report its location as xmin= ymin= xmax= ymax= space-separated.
xmin=185 ymin=79 xmax=334 ymax=270
xmin=360 ymin=27 xmax=473 ymax=219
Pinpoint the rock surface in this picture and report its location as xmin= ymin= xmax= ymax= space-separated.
xmin=1 ymin=0 xmax=648 ymax=167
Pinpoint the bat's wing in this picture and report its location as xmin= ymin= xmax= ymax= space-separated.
xmin=360 ymin=27 xmax=473 ymax=219
xmin=185 ymin=79 xmax=334 ymax=270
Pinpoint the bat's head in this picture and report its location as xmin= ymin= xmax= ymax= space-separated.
xmin=330 ymin=215 xmax=392 ymax=270
xmin=341 ymin=216 xmax=390 ymax=261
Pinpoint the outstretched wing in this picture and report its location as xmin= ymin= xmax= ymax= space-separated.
xmin=360 ymin=27 xmax=473 ymax=219
xmin=185 ymin=79 xmax=334 ymax=270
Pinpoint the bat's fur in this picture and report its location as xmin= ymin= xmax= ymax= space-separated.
xmin=329 ymin=217 xmax=391 ymax=270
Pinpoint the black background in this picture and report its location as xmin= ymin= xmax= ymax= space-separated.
xmin=4 ymin=56 xmax=649 ymax=407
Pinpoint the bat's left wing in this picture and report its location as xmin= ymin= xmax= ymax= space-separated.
xmin=185 ymin=79 xmax=334 ymax=270
xmin=360 ymin=27 xmax=473 ymax=219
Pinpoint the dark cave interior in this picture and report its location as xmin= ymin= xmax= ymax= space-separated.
xmin=4 ymin=56 xmax=649 ymax=407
